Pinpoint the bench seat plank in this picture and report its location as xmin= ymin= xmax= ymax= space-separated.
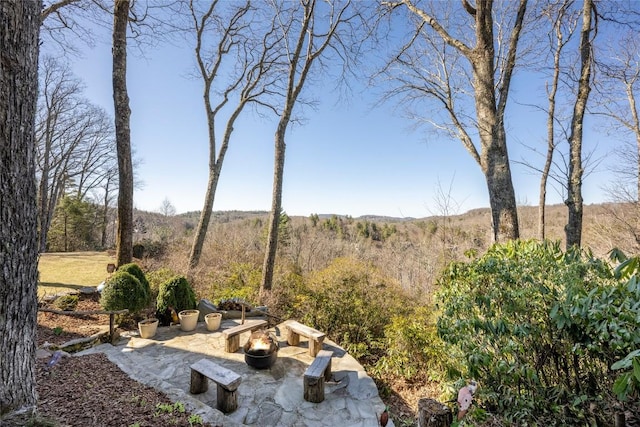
xmin=221 ymin=320 xmax=267 ymax=352
xmin=287 ymin=320 xmax=326 ymax=340
xmin=191 ymin=358 xmax=241 ymax=390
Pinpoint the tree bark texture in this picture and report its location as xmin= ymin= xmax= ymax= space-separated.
xmin=0 ymin=0 xmax=41 ymax=418
xmin=261 ymin=125 xmax=287 ymax=292
xmin=261 ymin=0 xmax=317 ymax=294
xmin=539 ymin=9 xmax=564 ymax=241
xmin=113 ymin=0 xmax=133 ymax=266
xmin=473 ymin=0 xmax=521 ymax=242
xmin=565 ymin=0 xmax=593 ymax=248
xmin=401 ymin=0 xmax=523 ymax=242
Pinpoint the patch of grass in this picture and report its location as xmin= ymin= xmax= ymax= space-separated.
xmin=38 ymin=252 xmax=115 ymax=297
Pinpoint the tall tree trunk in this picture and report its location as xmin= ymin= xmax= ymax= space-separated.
xmin=261 ymin=122 xmax=288 ymax=293
xmin=100 ymin=175 xmax=112 ymax=248
xmin=188 ymin=158 xmax=219 ymax=269
xmin=38 ymin=114 xmax=53 ymax=252
xmin=401 ymin=0 xmax=523 ymax=242
xmin=189 ymin=98 xmax=243 ymax=269
xmin=260 ymin=0 xmax=316 ymax=295
xmin=113 ymin=0 xmax=133 ymax=266
xmin=539 ymin=5 xmax=566 ymax=240
xmin=474 ymin=0 xmax=520 ymax=242
xmin=0 ymin=0 xmax=41 ymax=419
xmin=565 ymin=0 xmax=594 ymax=248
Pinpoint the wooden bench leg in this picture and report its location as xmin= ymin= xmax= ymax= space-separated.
xmin=287 ymin=329 xmax=300 ymax=346
xmin=309 ymin=338 xmax=324 ymax=357
xmin=217 ymin=384 xmax=238 ymax=413
xmin=323 ymin=357 xmax=332 ymax=381
xmin=304 ymin=375 xmax=325 ymax=403
xmin=225 ymin=335 xmax=240 ymax=353
xmin=190 ymin=370 xmax=208 ymax=394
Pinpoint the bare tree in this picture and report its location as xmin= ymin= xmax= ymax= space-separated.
xmin=97 ymin=167 xmax=119 ymax=248
xmin=113 ymin=0 xmax=134 ymax=267
xmin=260 ymin=0 xmax=362 ymax=294
xmin=565 ymin=0 xmax=596 ymax=248
xmin=597 ymin=31 xmax=640 ymax=200
xmin=0 ymin=0 xmax=40 ymax=421
xmin=73 ymin=108 xmax=117 ymax=201
xmin=379 ymin=0 xmax=528 ymax=242
xmin=35 ymin=57 xmax=116 ymax=252
xmin=186 ymin=0 xmax=284 ymax=269
xmin=159 ymin=197 xmax=176 ymax=217
xmin=537 ymin=0 xmax=578 ymax=239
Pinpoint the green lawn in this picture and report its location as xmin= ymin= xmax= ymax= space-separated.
xmin=38 ymin=251 xmax=115 ymax=297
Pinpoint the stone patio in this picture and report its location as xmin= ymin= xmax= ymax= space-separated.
xmin=78 ymin=318 xmax=393 ymax=427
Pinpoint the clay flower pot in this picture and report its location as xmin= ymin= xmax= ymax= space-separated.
xmin=178 ymin=309 xmax=200 ymax=332
xmin=138 ymin=318 xmax=159 ymax=339
xmin=204 ymin=312 xmax=222 ymax=331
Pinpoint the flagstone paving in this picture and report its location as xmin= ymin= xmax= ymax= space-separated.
xmin=78 ymin=318 xmax=393 ymax=427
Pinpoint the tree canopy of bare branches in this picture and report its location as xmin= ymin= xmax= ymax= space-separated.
xmin=185 ymin=0 xmax=286 ymax=269
xmin=260 ymin=0 xmax=365 ymax=294
xmin=377 ymin=0 xmax=529 ymax=242
xmin=36 ymin=56 xmax=116 ymax=252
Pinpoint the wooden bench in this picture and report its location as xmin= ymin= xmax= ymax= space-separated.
xmin=303 ymin=350 xmax=333 ymax=403
xmin=285 ymin=320 xmax=325 ymax=357
xmin=221 ymin=320 xmax=268 ymax=352
xmin=190 ymin=358 xmax=242 ymax=413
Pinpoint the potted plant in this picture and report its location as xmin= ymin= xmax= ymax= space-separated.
xmin=204 ymin=312 xmax=222 ymax=331
xmin=138 ymin=318 xmax=159 ymax=338
xmin=178 ymin=309 xmax=200 ymax=332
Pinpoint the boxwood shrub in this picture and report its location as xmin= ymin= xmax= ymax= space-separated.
xmin=100 ymin=270 xmax=150 ymax=313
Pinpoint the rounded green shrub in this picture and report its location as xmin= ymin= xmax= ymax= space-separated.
xmin=156 ymin=275 xmax=197 ymax=321
xmin=100 ymin=270 xmax=150 ymax=313
xmin=117 ymin=263 xmax=151 ymax=302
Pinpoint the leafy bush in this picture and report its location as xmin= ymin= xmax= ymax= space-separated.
xmin=147 ymin=267 xmax=177 ymax=301
xmin=53 ymin=294 xmax=78 ymax=311
xmin=207 ymin=262 xmax=261 ymax=305
xmin=606 ymin=250 xmax=640 ymax=403
xmin=156 ymin=276 xmax=197 ymax=319
xmin=100 ymin=271 xmax=150 ymax=313
xmin=372 ymin=306 xmax=450 ymax=381
xmin=118 ymin=263 xmax=151 ymax=303
xmin=302 ymin=257 xmax=411 ymax=360
xmin=436 ymin=239 xmax=621 ymax=424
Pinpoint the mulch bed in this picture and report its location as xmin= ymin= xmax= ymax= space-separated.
xmin=36 ymin=293 xmax=218 ymax=427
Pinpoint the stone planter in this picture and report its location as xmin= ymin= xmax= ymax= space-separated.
xmin=178 ymin=310 xmax=200 ymax=332
xmin=138 ymin=318 xmax=159 ymax=339
xmin=205 ymin=312 xmax=222 ymax=331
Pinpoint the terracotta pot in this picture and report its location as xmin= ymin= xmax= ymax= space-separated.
xmin=178 ymin=310 xmax=200 ymax=332
xmin=138 ymin=318 xmax=159 ymax=339
xmin=204 ymin=312 xmax=222 ymax=331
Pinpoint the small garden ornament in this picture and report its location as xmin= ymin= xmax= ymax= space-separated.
xmin=457 ymin=380 xmax=477 ymax=420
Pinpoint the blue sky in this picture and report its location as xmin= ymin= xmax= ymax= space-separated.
xmin=45 ymin=16 xmax=614 ymax=219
